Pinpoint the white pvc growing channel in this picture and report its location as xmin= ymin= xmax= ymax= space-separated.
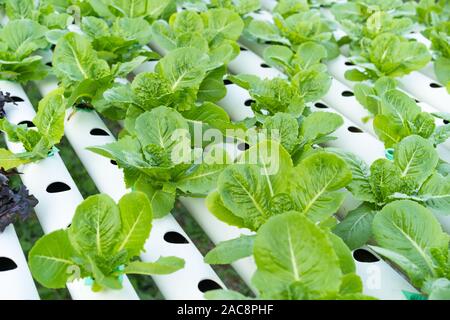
xmin=36 ymin=77 xmax=225 ymax=300
xmin=0 ymin=80 xmax=139 ymax=300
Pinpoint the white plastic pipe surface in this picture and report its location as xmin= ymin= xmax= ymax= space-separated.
xmin=0 ymin=226 xmax=40 ymax=300
xmin=0 ymin=80 xmax=139 ymax=300
xmin=35 ymin=80 xmax=225 ymax=300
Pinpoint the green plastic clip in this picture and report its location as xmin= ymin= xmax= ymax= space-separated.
xmin=402 ymin=290 xmax=427 ymax=300
xmin=385 ymin=148 xmax=394 ymax=160
xmin=47 ymin=146 xmax=60 ymax=157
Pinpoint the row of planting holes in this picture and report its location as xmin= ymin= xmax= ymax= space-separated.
xmin=0 ymin=98 xmax=222 ymax=294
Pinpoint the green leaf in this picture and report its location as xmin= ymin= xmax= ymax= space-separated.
xmin=263 ymin=113 xmax=299 ymax=153
xmin=369 ymin=159 xmax=406 ymax=204
xmin=206 ymin=190 xmax=247 ymax=229
xmin=124 ymin=256 xmax=185 ymax=275
xmin=29 ymin=230 xmax=76 ymax=289
xmin=204 ymin=235 xmax=255 ymax=264
xmin=434 ymin=57 xmax=450 ymax=92
xmin=0 ymin=19 xmax=48 ymax=58
xmin=394 ymin=135 xmax=438 ymax=187
xmin=53 ymin=32 xmax=110 ymax=84
xmin=372 ymin=200 xmax=449 ymax=281
xmin=155 ymin=47 xmax=210 ymax=91
xmin=327 ymin=149 xmax=374 ymax=203
xmin=300 ymin=111 xmax=343 ymax=143
xmin=328 ymin=233 xmax=356 ymax=275
xmin=201 ymin=8 xmax=244 ymax=42
xmin=291 ymin=152 xmax=352 ymax=222
xmin=218 ymin=164 xmax=272 ymax=231
xmin=0 ymin=149 xmax=30 ymax=170
xmin=253 ymin=211 xmax=342 ymax=296
xmin=333 ymin=203 xmax=377 ymax=250
xmin=68 ymin=194 xmax=121 ymax=258
xmin=134 ymin=106 xmax=189 ymax=156
xmin=115 ymin=192 xmax=152 ymax=259
xmin=418 ymin=173 xmax=450 ymax=215
xmin=5 ymin=0 xmax=33 ymax=19
xmin=33 ymin=88 xmax=66 ymax=145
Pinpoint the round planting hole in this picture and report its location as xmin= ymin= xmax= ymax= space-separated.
xmin=0 ymin=257 xmax=17 ymax=272
xmin=430 ymin=82 xmax=443 ymax=88
xmin=46 ymin=182 xmax=71 ymax=193
xmin=223 ymin=79 xmax=233 ymax=85
xmin=110 ymin=160 xmax=118 ymax=166
xmin=414 ymin=99 xmax=420 ymax=103
xmin=260 ymin=63 xmax=270 ymax=68
xmin=17 ymin=120 xmax=35 ymax=128
xmin=341 ymin=91 xmax=354 ymax=97
xmin=444 ymin=120 xmax=449 ymax=125
xmin=344 ymin=61 xmax=355 ymax=66
xmin=239 ymin=46 xmax=248 ymax=51
xmin=163 ymin=231 xmax=189 ymax=244
xmin=347 ymin=126 xmax=363 ymax=133
xmin=244 ymin=99 xmax=255 ymax=107
xmin=198 ymin=279 xmax=222 ymax=293
xmin=46 ymin=62 xmax=53 ymax=67
xmin=353 ymin=248 xmax=380 ymax=263
xmin=89 ymin=128 xmax=110 ymax=136
xmin=237 ymin=142 xmax=250 ymax=151
xmin=314 ymin=102 xmax=328 ymax=109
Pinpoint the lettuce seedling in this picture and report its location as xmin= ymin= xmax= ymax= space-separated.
xmin=0 ymin=89 xmax=66 ymax=170
xmin=0 ymin=169 xmax=38 ymax=232
xmin=28 ymin=192 xmax=184 ymax=291
xmin=206 ymin=211 xmax=374 ymax=300
xmin=370 ymin=200 xmax=450 ymax=299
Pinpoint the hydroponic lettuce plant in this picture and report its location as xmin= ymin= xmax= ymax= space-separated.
xmin=0 ymin=19 xmax=50 ymax=83
xmin=353 ymin=77 xmax=449 ymax=147
xmin=331 ymin=135 xmax=450 ymax=250
xmin=330 ymin=0 xmax=416 ymax=25
xmin=96 ymin=47 xmax=232 ymax=120
xmin=370 ymin=200 xmax=450 ymax=300
xmin=206 ymin=212 xmax=375 ymax=300
xmin=423 ymin=21 xmax=450 ymax=92
xmin=28 ymin=192 xmax=184 ymax=291
xmin=79 ymin=15 xmax=158 ymax=65
xmin=151 ymin=8 xmax=244 ymax=65
xmin=88 ymin=0 xmax=176 ymax=21
xmin=204 ymin=141 xmax=351 ymax=264
xmin=334 ymin=11 xmax=414 ymax=47
xmin=415 ymin=0 xmax=450 ymax=27
xmin=261 ymin=41 xmax=332 ymax=95
xmin=88 ymin=106 xmax=231 ymax=217
xmin=0 ymin=169 xmax=38 ymax=232
xmin=246 ymin=0 xmax=340 ymax=60
xmin=343 ymin=32 xmax=431 ymax=82
xmin=210 ymin=141 xmax=351 ymax=230
xmin=0 ymin=89 xmax=66 ymax=170
xmin=51 ymin=32 xmax=147 ymax=113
